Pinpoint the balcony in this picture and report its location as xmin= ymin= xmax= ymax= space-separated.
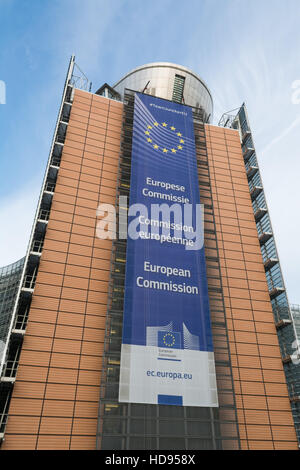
xmin=243 ymin=146 xmax=255 ymax=162
xmin=250 ymin=185 xmax=263 ymax=201
xmin=0 ymin=395 xmax=9 ymax=441
xmin=269 ymin=286 xmax=285 ymax=300
xmin=13 ymin=310 xmax=29 ymax=332
xmin=242 ymin=130 xmax=251 ymax=142
xmin=0 ymin=376 xmax=15 ymax=385
xmin=41 ymin=183 xmax=55 ymax=208
xmin=10 ymin=329 xmax=25 ymax=343
xmin=254 ymin=207 xmax=267 ymax=222
xmin=282 ymin=355 xmax=292 ymax=364
xmin=30 ymin=240 xmax=44 ymax=255
xmin=290 ymin=395 xmax=300 ymax=403
xmin=21 ymin=274 xmax=36 ymax=293
xmin=56 ymin=121 xmax=67 ymax=144
xmin=55 ymin=135 xmax=65 ymax=145
xmin=259 ymin=232 xmax=273 ymax=245
xmin=50 ymin=155 xmax=61 ymax=168
xmin=264 ymin=257 xmax=279 ymax=271
xmin=60 ymin=113 xmax=70 ymax=124
xmin=48 ymin=162 xmax=60 ymax=182
xmin=246 ymin=165 xmax=259 ymax=179
xmin=44 ymin=181 xmax=55 ymax=194
xmin=37 ymin=209 xmax=50 ymax=223
xmin=1 ymin=358 xmax=18 ymax=383
xmin=275 ymin=318 xmax=292 ymax=330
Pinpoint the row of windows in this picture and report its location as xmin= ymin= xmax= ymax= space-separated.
xmin=100 ymin=436 xmax=230 ymax=450
xmin=101 ymin=417 xmax=236 ymax=438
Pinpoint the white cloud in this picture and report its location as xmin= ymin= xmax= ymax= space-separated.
xmin=259 ymin=115 xmax=300 ymax=157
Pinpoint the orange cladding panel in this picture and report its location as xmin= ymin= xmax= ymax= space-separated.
xmin=2 ymin=90 xmax=123 ymax=450
xmin=205 ymin=124 xmax=297 ymax=450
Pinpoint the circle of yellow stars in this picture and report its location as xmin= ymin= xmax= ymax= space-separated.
xmin=144 ymin=122 xmax=185 ymax=154
xmin=162 ymin=332 xmax=176 ymax=347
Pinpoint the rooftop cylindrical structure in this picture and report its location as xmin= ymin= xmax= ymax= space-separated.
xmin=113 ymin=62 xmax=213 ymax=122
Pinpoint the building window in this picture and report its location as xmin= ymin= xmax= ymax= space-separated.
xmin=172 ymin=74 xmax=185 ymax=103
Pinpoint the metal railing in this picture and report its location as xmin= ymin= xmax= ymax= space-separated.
xmin=2 ymin=345 xmax=21 ymax=379
xmin=13 ymin=309 xmax=29 ymax=331
xmin=56 ymin=133 xmax=66 ymax=144
xmin=0 ymin=391 xmax=10 ymax=434
xmin=31 ymin=240 xmax=44 ymax=253
xmin=44 ymin=181 xmax=55 ymax=193
xmin=38 ymin=209 xmax=50 ymax=221
xmin=22 ymin=275 xmax=36 ymax=290
xmin=50 ymin=156 xmax=61 ymax=167
xmin=2 ymin=360 xmax=18 ymax=379
xmin=61 ymin=114 xmax=70 ymax=124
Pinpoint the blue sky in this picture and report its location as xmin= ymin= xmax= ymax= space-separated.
xmin=0 ymin=0 xmax=300 ymax=303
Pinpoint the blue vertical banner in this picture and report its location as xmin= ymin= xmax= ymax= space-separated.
xmin=119 ymin=93 xmax=218 ymax=407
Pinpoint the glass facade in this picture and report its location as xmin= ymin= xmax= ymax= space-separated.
xmin=0 ymin=258 xmax=25 ymax=345
xmin=0 ymin=257 xmax=25 ymax=438
xmin=172 ymin=74 xmax=185 ymax=103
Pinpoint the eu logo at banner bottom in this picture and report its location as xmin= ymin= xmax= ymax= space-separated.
xmin=158 ymin=331 xmax=181 ymax=349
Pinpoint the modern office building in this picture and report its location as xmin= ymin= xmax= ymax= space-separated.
xmin=0 ymin=57 xmax=299 ymax=450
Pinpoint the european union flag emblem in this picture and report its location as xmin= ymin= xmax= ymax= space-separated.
xmin=144 ymin=121 xmax=185 ymax=155
xmin=158 ymin=331 xmax=181 ymax=349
